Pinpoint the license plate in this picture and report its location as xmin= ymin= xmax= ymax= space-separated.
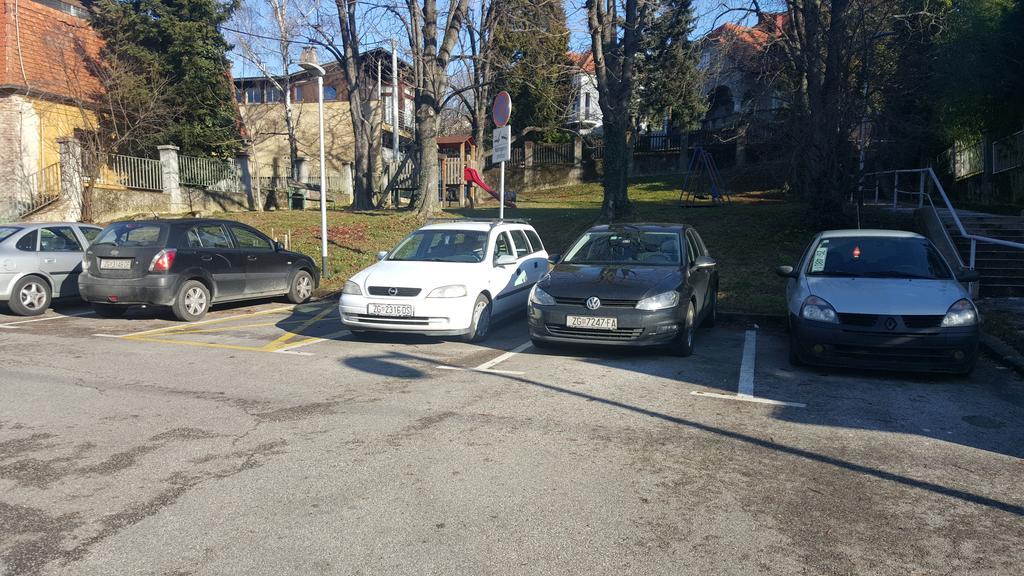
xmin=567 ymin=315 xmax=618 ymax=330
xmin=99 ymin=258 xmax=132 ymax=270
xmin=368 ymin=303 xmax=414 ymax=317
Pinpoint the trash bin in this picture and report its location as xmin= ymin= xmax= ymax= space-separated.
xmin=290 ymin=191 xmax=306 ymax=210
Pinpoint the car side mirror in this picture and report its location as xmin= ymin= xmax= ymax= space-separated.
xmin=776 ymin=265 xmax=798 ymax=278
xmin=694 ymin=255 xmax=717 ymax=269
xmin=377 ymin=250 xmax=389 ymax=261
xmin=547 ymin=253 xmax=561 ymax=264
xmin=495 ymin=254 xmax=517 ymax=267
xmin=957 ymin=269 xmax=981 ymax=283
xmin=274 ymin=241 xmax=285 ymax=251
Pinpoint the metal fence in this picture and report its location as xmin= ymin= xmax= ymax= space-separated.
xmin=11 ymin=163 xmax=62 ymax=219
xmin=532 ymin=142 xmax=574 ymax=165
xmin=180 ymin=155 xmax=239 ymax=192
xmin=632 ymin=133 xmax=683 ymax=154
xmin=993 ymin=130 xmax=1024 ymax=174
xmin=944 ymin=140 xmax=984 ymax=180
xmin=94 ymin=153 xmax=163 ymax=191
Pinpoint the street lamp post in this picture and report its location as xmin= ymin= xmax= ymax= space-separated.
xmin=299 ymin=50 xmax=329 ymax=279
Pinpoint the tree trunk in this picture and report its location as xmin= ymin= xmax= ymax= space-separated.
xmin=416 ymin=106 xmax=440 ymax=215
xmin=600 ymin=114 xmax=632 ymax=221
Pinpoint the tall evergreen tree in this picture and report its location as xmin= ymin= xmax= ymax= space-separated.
xmin=489 ymin=0 xmax=572 ymax=139
xmin=635 ymin=0 xmax=704 ymax=132
xmin=91 ymin=0 xmax=241 ymax=156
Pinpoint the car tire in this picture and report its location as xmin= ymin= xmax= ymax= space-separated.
xmin=172 ymin=280 xmax=210 ymax=322
xmin=462 ymin=294 xmax=492 ymax=343
xmin=788 ymin=330 xmax=804 ymax=366
xmin=287 ymin=270 xmax=314 ymax=304
xmin=703 ymin=286 xmax=718 ymax=328
xmin=956 ymin=354 xmax=977 ymax=376
xmin=92 ymin=303 xmax=127 ymax=318
xmin=671 ymin=301 xmax=696 ymax=357
xmin=9 ymin=276 xmax=51 ymax=316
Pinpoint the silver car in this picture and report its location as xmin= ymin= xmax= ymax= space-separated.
xmin=776 ymin=230 xmax=981 ymax=374
xmin=0 ymin=222 xmax=103 ymax=316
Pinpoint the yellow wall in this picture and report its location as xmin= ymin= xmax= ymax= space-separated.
xmin=33 ymin=98 xmax=98 ymax=171
xmin=239 ymin=101 xmax=360 ymax=176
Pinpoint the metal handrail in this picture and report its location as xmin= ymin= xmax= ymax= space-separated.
xmin=864 ymin=167 xmax=1024 ymax=269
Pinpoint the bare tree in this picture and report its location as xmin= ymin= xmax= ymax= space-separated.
xmin=586 ymin=0 xmax=653 ymax=220
xmin=400 ymin=0 xmax=470 ymax=215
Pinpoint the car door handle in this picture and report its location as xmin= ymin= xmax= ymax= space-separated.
xmin=201 ymin=255 xmax=214 ymax=262
xmin=43 ymin=258 xmax=56 ymax=263
xmin=247 ymin=255 xmax=258 ymax=261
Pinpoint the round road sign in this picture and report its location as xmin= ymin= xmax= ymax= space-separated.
xmin=492 ymin=91 xmax=512 ymax=128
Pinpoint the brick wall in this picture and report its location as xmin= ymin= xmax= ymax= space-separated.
xmin=1 ymin=0 xmax=103 ymax=98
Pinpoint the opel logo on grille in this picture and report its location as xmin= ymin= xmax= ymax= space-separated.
xmin=388 ymin=287 xmax=399 ymax=296
xmin=586 ymin=297 xmax=601 ymax=310
xmin=884 ymin=317 xmax=897 ymax=331
xmin=110 ymin=249 xmax=119 ymax=256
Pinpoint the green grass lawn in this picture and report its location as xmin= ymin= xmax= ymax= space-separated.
xmin=207 ymin=177 xmax=920 ymax=314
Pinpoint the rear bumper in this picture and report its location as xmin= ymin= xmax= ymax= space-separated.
xmin=79 ymin=273 xmax=179 ymax=306
xmin=527 ymin=302 xmax=683 ymax=347
xmin=791 ymin=314 xmax=979 ymax=373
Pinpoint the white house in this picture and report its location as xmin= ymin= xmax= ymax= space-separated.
xmin=568 ymin=52 xmax=602 ymax=135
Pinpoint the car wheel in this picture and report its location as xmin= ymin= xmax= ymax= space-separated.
xmin=92 ymin=303 xmax=127 ymax=318
xmin=788 ymin=330 xmax=804 ymax=366
xmin=703 ymin=286 xmax=718 ymax=328
xmin=172 ymin=280 xmax=210 ymax=322
xmin=9 ymin=276 xmax=51 ymax=316
xmin=672 ymin=301 xmax=696 ymax=357
xmin=956 ymin=353 xmax=977 ymax=376
xmin=287 ymin=270 xmax=314 ymax=304
xmin=462 ymin=294 xmax=492 ymax=343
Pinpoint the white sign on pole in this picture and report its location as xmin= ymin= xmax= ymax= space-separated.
xmin=492 ymin=125 xmax=512 ymax=163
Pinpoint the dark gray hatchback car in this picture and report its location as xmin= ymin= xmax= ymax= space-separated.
xmin=79 ymin=219 xmax=319 ymax=321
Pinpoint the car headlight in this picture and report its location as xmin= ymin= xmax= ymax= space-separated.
xmin=427 ymin=284 xmax=467 ymax=298
xmin=342 ymin=280 xmax=362 ymax=296
xmin=530 ymin=285 xmax=555 ymax=306
xmin=941 ymin=298 xmax=978 ymax=327
xmin=800 ymin=296 xmax=838 ymax=323
xmin=636 ymin=291 xmax=680 ymax=311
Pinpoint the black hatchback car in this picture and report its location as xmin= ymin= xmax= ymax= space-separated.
xmin=79 ymin=219 xmax=319 ymax=321
xmin=528 ymin=224 xmax=718 ymax=356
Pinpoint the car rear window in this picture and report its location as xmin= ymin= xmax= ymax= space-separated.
xmin=806 ymin=236 xmax=953 ymax=280
xmin=0 ymin=226 xmax=21 ymax=243
xmin=93 ymin=223 xmax=166 ymax=247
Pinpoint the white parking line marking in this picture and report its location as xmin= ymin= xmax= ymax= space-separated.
xmin=690 ymin=390 xmax=806 ymax=408
xmin=738 ymin=330 xmax=756 ymax=398
xmin=475 ymin=341 xmax=532 ymax=371
xmin=0 ymin=311 xmax=95 ymax=327
xmin=437 ymin=366 xmax=525 ymax=376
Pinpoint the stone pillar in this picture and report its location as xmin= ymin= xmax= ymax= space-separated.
xmin=294 ymin=156 xmax=309 ymax=208
xmin=679 ymin=131 xmax=690 ymax=173
xmin=157 ymin=145 xmax=182 ymax=211
xmin=235 ymin=151 xmax=254 ymax=210
xmin=573 ymin=138 xmax=583 ymax=166
xmin=339 ymin=163 xmax=354 ymax=206
xmin=57 ymin=138 xmax=83 ymax=221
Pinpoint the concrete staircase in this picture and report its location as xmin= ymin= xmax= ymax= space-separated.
xmin=939 ymin=211 xmax=1024 ymax=297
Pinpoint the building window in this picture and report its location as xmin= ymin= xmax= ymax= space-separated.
xmin=265 ymin=86 xmax=283 ymax=103
xmin=235 ymin=89 xmax=243 ymax=103
xmin=245 ymin=87 xmax=261 ymax=104
xmin=324 ymin=86 xmax=338 ymax=101
xmin=292 ymin=86 xmax=303 ymax=102
xmin=584 ymin=93 xmax=591 ymax=116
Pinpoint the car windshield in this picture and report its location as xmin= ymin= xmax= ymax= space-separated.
xmin=563 ymin=230 xmax=681 ymax=266
xmin=388 ymin=230 xmax=488 ymax=263
xmin=0 ymin=226 xmax=22 ymax=243
xmin=806 ymin=236 xmax=953 ymax=279
xmin=93 ymin=223 xmax=165 ymax=247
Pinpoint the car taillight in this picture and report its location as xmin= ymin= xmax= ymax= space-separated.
xmin=149 ymin=249 xmax=176 ymax=272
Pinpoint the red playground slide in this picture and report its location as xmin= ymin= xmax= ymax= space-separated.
xmin=464 ymin=167 xmax=516 ymax=208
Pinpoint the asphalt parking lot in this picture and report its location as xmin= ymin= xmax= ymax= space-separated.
xmin=1 ymin=298 xmax=1023 ymax=575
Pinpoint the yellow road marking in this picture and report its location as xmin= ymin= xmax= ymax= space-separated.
xmin=120 ymin=306 xmax=297 ymax=339
xmin=261 ymin=306 xmax=336 ymax=352
xmin=272 ymin=329 xmax=351 ymax=354
xmin=125 ymin=337 xmax=270 ymax=352
xmin=162 ymin=316 xmax=331 ymax=336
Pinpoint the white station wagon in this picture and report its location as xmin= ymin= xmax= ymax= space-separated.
xmin=339 ymin=219 xmax=549 ymax=341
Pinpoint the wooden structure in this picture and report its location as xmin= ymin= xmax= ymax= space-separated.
xmin=437 ymin=135 xmax=477 ymax=207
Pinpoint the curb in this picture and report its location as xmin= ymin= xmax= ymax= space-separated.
xmin=980 ymin=332 xmax=1024 ymax=376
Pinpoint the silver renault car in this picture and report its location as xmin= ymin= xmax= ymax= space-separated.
xmin=776 ymin=230 xmax=981 ymax=374
xmin=0 ymin=222 xmax=103 ymax=315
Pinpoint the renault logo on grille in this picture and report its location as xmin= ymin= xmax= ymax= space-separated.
xmin=884 ymin=317 xmax=897 ymax=331
xmin=586 ymin=297 xmax=601 ymax=310
xmin=388 ymin=287 xmax=399 ymax=296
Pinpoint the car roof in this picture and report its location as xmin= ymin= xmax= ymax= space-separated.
xmin=4 ymin=222 xmax=97 ymax=228
xmin=818 ymin=229 xmax=924 ymax=240
xmin=106 ymin=218 xmax=241 ymax=227
xmin=587 ymin=223 xmax=688 ymax=233
xmin=418 ymin=220 xmax=534 ymax=233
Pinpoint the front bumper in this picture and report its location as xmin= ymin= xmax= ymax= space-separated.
xmin=79 ymin=273 xmax=179 ymax=306
xmin=339 ymin=293 xmax=475 ymax=335
xmin=528 ymin=302 xmax=683 ymax=347
xmin=791 ymin=314 xmax=979 ymax=373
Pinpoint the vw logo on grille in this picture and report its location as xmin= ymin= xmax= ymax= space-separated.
xmin=387 ymin=287 xmax=399 ymax=296
xmin=884 ymin=317 xmax=897 ymax=331
xmin=586 ymin=297 xmax=601 ymax=310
